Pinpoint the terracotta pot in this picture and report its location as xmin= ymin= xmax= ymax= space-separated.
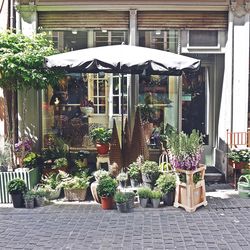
xmin=101 ymin=196 xmax=113 ymax=209
xmin=96 ymin=143 xmax=109 ymax=155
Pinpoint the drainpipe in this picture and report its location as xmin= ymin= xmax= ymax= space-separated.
xmin=9 ymin=0 xmax=14 ymax=32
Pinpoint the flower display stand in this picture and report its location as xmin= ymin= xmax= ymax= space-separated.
xmin=174 ymin=164 xmax=207 ymax=212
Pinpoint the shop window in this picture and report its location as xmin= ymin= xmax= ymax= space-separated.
xmin=188 ymin=30 xmax=218 ymax=47
xmin=112 ymin=74 xmax=128 ymax=115
xmin=95 ymin=30 xmax=128 ymax=46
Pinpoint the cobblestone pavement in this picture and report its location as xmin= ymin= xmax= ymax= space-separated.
xmin=1 ymin=184 xmax=250 ymax=250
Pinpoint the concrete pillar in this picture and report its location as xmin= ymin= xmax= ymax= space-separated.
xmin=128 ymin=9 xmax=138 ymax=132
xmin=232 ymin=13 xmax=249 ymax=132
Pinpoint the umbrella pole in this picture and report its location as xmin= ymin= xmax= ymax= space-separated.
xmin=121 ymin=73 xmax=124 ymax=153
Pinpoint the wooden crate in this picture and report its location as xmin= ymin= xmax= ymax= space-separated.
xmin=174 ymin=164 xmax=207 ymax=212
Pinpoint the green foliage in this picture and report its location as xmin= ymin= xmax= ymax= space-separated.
xmin=124 ymin=192 xmax=136 ymax=200
xmin=155 ymin=174 xmax=176 ymax=194
xmin=52 ymin=157 xmax=68 ymax=169
xmin=0 ymin=31 xmax=61 ymax=91
xmin=137 ymin=104 xmax=155 ymax=123
xmin=89 ymin=127 xmax=112 ymax=144
xmin=24 ymin=190 xmax=36 ymax=201
xmin=114 ymin=192 xmax=128 ymax=204
xmin=116 ymin=172 xmax=128 ymax=182
xmin=22 ymin=152 xmax=40 ymax=168
xmin=7 ymin=178 xmax=27 ymax=194
xmin=128 ymin=162 xmax=141 ymax=180
xmin=149 ymin=189 xmax=162 ymax=199
xmin=34 ymin=187 xmax=48 ymax=198
xmin=137 ymin=187 xmax=151 ymax=199
xmin=228 ymin=149 xmax=250 ymax=163
xmin=41 ymin=171 xmax=67 ymax=190
xmin=97 ymin=176 xmax=117 ymax=197
xmin=93 ymin=169 xmax=110 ymax=181
xmin=61 ymin=173 xmax=91 ymax=190
xmin=141 ymin=161 xmax=159 ymax=175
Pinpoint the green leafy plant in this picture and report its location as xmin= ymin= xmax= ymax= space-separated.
xmin=228 ymin=149 xmax=250 ymax=163
xmin=7 ymin=178 xmax=27 ymax=194
xmin=128 ymin=162 xmax=141 ymax=180
xmin=89 ymin=127 xmax=112 ymax=144
xmin=24 ymin=190 xmax=36 ymax=201
xmin=116 ymin=172 xmax=128 ymax=182
xmin=93 ymin=169 xmax=109 ymax=181
xmin=137 ymin=104 xmax=155 ymax=123
xmin=124 ymin=192 xmax=136 ymax=200
xmin=149 ymin=189 xmax=162 ymax=199
xmin=167 ymin=130 xmax=203 ymax=170
xmin=52 ymin=157 xmax=68 ymax=170
xmin=137 ymin=187 xmax=151 ymax=199
xmin=141 ymin=160 xmax=160 ymax=181
xmin=114 ymin=192 xmax=128 ymax=204
xmin=155 ymin=174 xmax=176 ymax=194
xmin=22 ymin=152 xmax=40 ymax=169
xmin=97 ymin=176 xmax=117 ymax=197
xmin=34 ymin=187 xmax=49 ymax=198
xmin=61 ymin=173 xmax=91 ymax=190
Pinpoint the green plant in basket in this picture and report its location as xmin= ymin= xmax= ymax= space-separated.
xmin=228 ymin=149 xmax=250 ymax=163
xmin=128 ymin=162 xmax=141 ymax=181
xmin=89 ymin=127 xmax=112 ymax=144
xmin=24 ymin=190 xmax=36 ymax=201
xmin=52 ymin=157 xmax=68 ymax=170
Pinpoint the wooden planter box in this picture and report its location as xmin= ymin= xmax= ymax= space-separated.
xmin=0 ymin=167 xmax=39 ymax=203
xmin=174 ymin=164 xmax=207 ymax=212
xmin=64 ymin=188 xmax=87 ymax=201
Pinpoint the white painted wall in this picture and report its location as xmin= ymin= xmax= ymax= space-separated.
xmin=0 ymin=0 xmax=8 ymax=31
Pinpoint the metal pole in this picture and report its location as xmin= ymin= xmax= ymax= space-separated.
xmin=121 ymin=73 xmax=124 ymax=152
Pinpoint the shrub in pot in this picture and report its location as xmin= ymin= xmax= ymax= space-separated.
xmin=149 ymin=189 xmax=162 ymax=208
xmin=7 ymin=178 xmax=27 ymax=208
xmin=24 ymin=190 xmax=36 ymax=209
xmin=140 ymin=161 xmax=160 ymax=189
xmin=61 ymin=173 xmax=91 ymax=201
xmin=128 ymin=162 xmax=141 ymax=187
xmin=156 ymin=173 xmax=176 ymax=206
xmin=34 ymin=188 xmax=48 ymax=207
xmin=137 ymin=187 xmax=151 ymax=208
xmin=116 ymin=172 xmax=128 ymax=188
xmin=97 ymin=176 xmax=117 ymax=209
xmin=124 ymin=192 xmax=136 ymax=212
xmin=114 ymin=192 xmax=128 ymax=213
xmin=89 ymin=127 xmax=112 ymax=155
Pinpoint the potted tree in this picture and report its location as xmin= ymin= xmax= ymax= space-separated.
xmin=7 ymin=178 xmax=27 ymax=208
xmin=140 ymin=161 xmax=160 ymax=189
xmin=34 ymin=187 xmax=48 ymax=207
xmin=167 ymin=130 xmax=207 ymax=212
xmin=124 ymin=192 xmax=136 ymax=212
xmin=90 ymin=127 xmax=112 ymax=155
xmin=114 ymin=192 xmax=128 ymax=213
xmin=156 ymin=173 xmax=176 ymax=206
xmin=97 ymin=175 xmax=117 ymax=209
xmin=137 ymin=187 xmax=151 ymax=208
xmin=150 ymin=189 xmax=162 ymax=208
xmin=128 ymin=162 xmax=141 ymax=187
xmin=62 ymin=173 xmax=91 ymax=201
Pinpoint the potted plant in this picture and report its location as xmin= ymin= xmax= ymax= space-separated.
xmin=114 ymin=192 xmax=128 ymax=213
xmin=140 ymin=160 xmax=160 ymax=189
xmin=156 ymin=173 xmax=176 ymax=206
xmin=137 ymin=187 xmax=151 ymax=208
xmin=167 ymin=130 xmax=207 ymax=212
xmin=34 ymin=187 xmax=48 ymax=207
xmin=52 ymin=157 xmax=68 ymax=171
xmin=116 ymin=172 xmax=128 ymax=188
xmin=24 ymin=190 xmax=36 ymax=209
xmin=7 ymin=178 xmax=27 ymax=208
xmin=128 ymin=162 xmax=141 ymax=187
xmin=61 ymin=173 xmax=91 ymax=201
xmin=93 ymin=169 xmax=110 ymax=182
xmin=22 ymin=152 xmax=40 ymax=169
xmin=89 ymin=127 xmax=112 ymax=155
xmin=124 ymin=192 xmax=136 ymax=212
xmin=149 ymin=189 xmax=162 ymax=208
xmin=228 ymin=149 xmax=250 ymax=168
xmin=97 ymin=175 xmax=117 ymax=209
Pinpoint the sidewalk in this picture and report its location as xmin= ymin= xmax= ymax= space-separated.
xmin=0 ymin=184 xmax=250 ymax=250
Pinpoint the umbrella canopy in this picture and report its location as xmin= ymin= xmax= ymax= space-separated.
xmin=45 ymin=44 xmax=200 ymax=75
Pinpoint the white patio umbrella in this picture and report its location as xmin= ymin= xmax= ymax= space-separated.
xmin=45 ymin=44 xmax=200 ymax=75
xmin=45 ymin=44 xmax=200 ymax=149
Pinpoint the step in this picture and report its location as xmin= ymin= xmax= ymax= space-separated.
xmin=205 ymin=166 xmax=225 ymax=183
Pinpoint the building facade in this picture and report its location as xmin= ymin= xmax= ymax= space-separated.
xmin=1 ymin=0 xmax=249 ymax=176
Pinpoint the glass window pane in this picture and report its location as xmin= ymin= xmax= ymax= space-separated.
xmin=113 ymin=77 xmax=119 ymax=95
xmin=100 ymin=106 xmax=105 ymax=113
xmin=113 ymin=97 xmax=119 ymax=114
xmin=189 ymin=31 xmax=218 ymax=47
